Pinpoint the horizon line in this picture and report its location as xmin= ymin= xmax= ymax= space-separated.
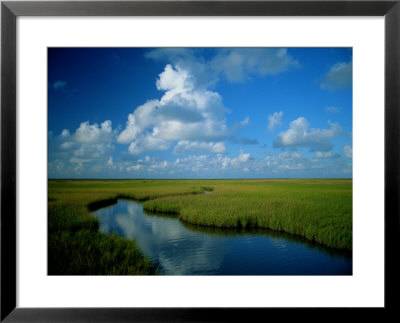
xmin=48 ymin=177 xmax=352 ymax=180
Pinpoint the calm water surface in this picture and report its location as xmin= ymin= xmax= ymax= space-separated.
xmin=92 ymin=199 xmax=352 ymax=275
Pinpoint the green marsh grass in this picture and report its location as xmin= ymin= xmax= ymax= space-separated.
xmin=48 ymin=179 xmax=210 ymax=275
xmin=142 ymin=179 xmax=352 ymax=250
xmin=49 ymin=178 xmax=352 ymax=274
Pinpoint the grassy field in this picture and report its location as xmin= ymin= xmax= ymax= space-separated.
xmin=48 ymin=180 xmax=213 ymax=274
xmin=48 ymin=178 xmax=352 ymax=274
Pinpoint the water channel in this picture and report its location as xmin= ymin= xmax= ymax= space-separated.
xmin=92 ymin=199 xmax=352 ymax=275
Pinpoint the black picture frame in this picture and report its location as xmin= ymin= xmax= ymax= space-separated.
xmin=1 ymin=0 xmax=399 ymax=321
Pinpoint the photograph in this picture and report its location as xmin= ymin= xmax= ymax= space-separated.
xmin=48 ymin=47 xmax=353 ymax=276
xmin=3 ymin=0 xmax=398 ymax=320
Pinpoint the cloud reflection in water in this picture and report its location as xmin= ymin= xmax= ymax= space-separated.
xmin=93 ymin=199 xmax=352 ymax=275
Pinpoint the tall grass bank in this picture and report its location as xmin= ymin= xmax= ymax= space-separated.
xmin=48 ymin=179 xmax=352 ymax=274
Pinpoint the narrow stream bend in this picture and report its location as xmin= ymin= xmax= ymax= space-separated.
xmin=92 ymin=199 xmax=352 ymax=275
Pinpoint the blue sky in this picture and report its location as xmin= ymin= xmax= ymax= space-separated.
xmin=48 ymin=48 xmax=352 ymax=179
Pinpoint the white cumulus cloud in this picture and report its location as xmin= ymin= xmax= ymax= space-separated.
xmin=117 ymin=64 xmax=228 ymax=155
xmin=211 ymin=48 xmax=299 ymax=82
xmin=48 ymin=120 xmax=116 ymax=176
xmin=274 ymin=117 xmax=342 ymax=151
xmin=344 ymin=145 xmax=352 ymax=159
xmin=173 ymin=141 xmax=226 ymax=154
xmin=237 ymin=151 xmax=251 ymax=163
xmin=321 ymin=62 xmax=352 ymax=90
xmin=75 ymin=120 xmax=113 ymax=144
xmin=267 ymin=111 xmax=283 ymax=131
xmin=221 ymin=150 xmax=252 ymax=169
xmin=314 ymin=151 xmax=340 ymax=159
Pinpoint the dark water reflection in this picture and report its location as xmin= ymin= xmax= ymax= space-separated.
xmin=92 ymin=199 xmax=352 ymax=275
